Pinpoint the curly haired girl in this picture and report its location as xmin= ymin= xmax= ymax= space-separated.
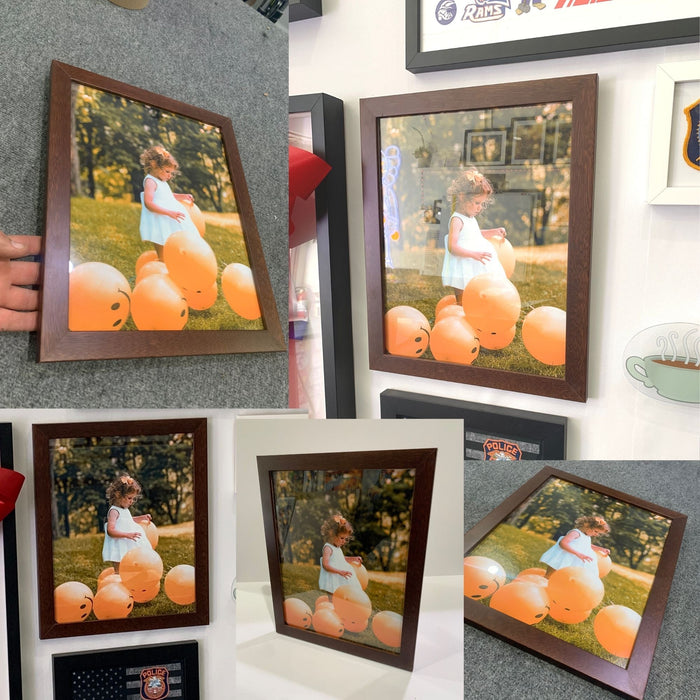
xmin=318 ymin=513 xmax=363 ymax=593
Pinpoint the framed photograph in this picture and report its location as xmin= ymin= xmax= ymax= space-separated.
xmin=257 ymin=448 xmax=437 ymax=670
xmin=289 ymin=0 xmax=322 ymax=21
xmin=406 ymin=1 xmax=699 ymax=74
xmin=53 ymin=640 xmax=199 ymax=699
xmin=361 ymin=75 xmax=596 ymax=401
xmin=289 ymin=94 xmax=355 ymax=418
xmin=648 ymin=60 xmax=700 ymax=205
xmin=39 ymin=60 xmax=284 ymax=362
xmin=463 ymin=467 xmax=687 ymax=699
xmin=463 ymin=129 xmax=507 ymax=166
xmin=32 ymin=417 xmax=209 ymax=639
xmin=1 ymin=424 xmax=22 ymax=700
xmin=380 ymin=389 xmax=566 ymax=460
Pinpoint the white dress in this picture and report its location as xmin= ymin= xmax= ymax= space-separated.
xmin=139 ymin=174 xmax=199 ymax=245
xmin=441 ymin=212 xmax=505 ymax=289
xmin=318 ymin=543 xmax=360 ymax=593
xmin=101 ymin=505 xmax=153 ymax=563
xmin=539 ymin=528 xmax=598 ymax=574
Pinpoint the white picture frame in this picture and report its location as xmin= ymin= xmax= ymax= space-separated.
xmin=648 ymin=60 xmax=700 ymax=206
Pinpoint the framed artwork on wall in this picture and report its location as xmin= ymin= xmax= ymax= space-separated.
xmin=647 ymin=60 xmax=700 ymax=205
xmin=360 ymin=75 xmax=597 ymax=402
xmin=53 ymin=641 xmax=200 ymax=699
xmin=257 ymin=448 xmax=437 ymax=670
xmin=32 ymin=417 xmax=209 ymax=639
xmin=380 ymin=389 xmax=566 ymax=460
xmin=289 ymin=94 xmax=356 ymax=418
xmin=406 ymin=1 xmax=700 ymax=74
xmin=463 ymin=467 xmax=687 ymax=699
xmin=39 ymin=60 xmax=284 ymax=362
xmin=0 ymin=424 xmax=22 ymax=700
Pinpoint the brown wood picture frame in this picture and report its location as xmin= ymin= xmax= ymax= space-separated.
xmin=360 ymin=75 xmax=597 ymax=401
xmin=463 ymin=466 xmax=687 ymax=699
xmin=32 ymin=417 xmax=209 ymax=639
xmin=39 ymin=60 xmax=284 ymax=362
xmin=257 ymin=448 xmax=437 ymax=670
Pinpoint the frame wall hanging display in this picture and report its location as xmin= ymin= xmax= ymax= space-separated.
xmin=361 ymin=75 xmax=597 ymax=401
xmin=32 ymin=417 xmax=209 ymax=639
xmin=380 ymin=389 xmax=566 ymax=460
xmin=0 ymin=424 xmax=22 ymax=700
xmin=406 ymin=1 xmax=700 ymax=74
xmin=463 ymin=466 xmax=687 ymax=699
xmin=257 ymin=448 xmax=437 ymax=670
xmin=289 ymin=0 xmax=322 ymax=21
xmin=53 ymin=640 xmax=200 ymax=699
xmin=39 ymin=60 xmax=284 ymax=362
xmin=289 ymin=94 xmax=356 ymax=418
xmin=647 ymin=59 xmax=700 ymax=206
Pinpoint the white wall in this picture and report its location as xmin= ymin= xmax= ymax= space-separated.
xmin=290 ymin=0 xmax=700 ymax=460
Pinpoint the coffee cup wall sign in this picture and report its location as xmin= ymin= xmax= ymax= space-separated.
xmin=624 ymin=322 xmax=700 ymax=405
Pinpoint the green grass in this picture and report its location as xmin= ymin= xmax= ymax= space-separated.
xmin=69 ymin=196 xmax=263 ymax=330
xmin=281 ymin=562 xmax=405 ymax=652
xmin=386 ymin=254 xmax=566 ymax=378
xmin=470 ymin=523 xmax=652 ymax=667
xmin=53 ymin=532 xmax=196 ymax=619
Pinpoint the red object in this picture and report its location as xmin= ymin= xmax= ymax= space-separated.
xmin=289 ymin=145 xmax=331 ymax=234
xmin=0 ymin=467 xmax=25 ymax=521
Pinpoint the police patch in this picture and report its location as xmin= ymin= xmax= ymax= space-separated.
xmin=683 ymin=99 xmax=700 ymax=172
xmin=483 ymin=437 xmax=522 ymax=460
xmin=140 ymin=666 xmax=169 ymax=699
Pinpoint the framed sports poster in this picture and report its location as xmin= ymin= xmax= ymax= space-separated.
xmin=407 ymin=1 xmax=700 ymax=74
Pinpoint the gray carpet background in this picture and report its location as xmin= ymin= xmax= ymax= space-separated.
xmin=464 ymin=460 xmax=699 ymax=699
xmin=0 ymin=0 xmax=288 ymax=408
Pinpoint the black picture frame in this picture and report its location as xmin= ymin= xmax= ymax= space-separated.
xmin=380 ymin=389 xmax=566 ymax=460
xmin=0 ymin=423 xmax=22 ymax=700
xmin=289 ymin=0 xmax=322 ymax=21
xmin=463 ymin=466 xmax=687 ymax=699
xmin=289 ymin=93 xmax=356 ymax=418
xmin=406 ymin=0 xmax=699 ymax=74
xmin=257 ymin=448 xmax=437 ymax=671
xmin=463 ymin=128 xmax=508 ymax=166
xmin=53 ymin=640 xmax=200 ymax=699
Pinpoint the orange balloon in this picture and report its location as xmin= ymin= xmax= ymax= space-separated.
xmin=332 ymin=585 xmax=372 ymax=625
xmin=371 ymin=611 xmax=403 ymax=648
xmin=547 ymin=566 xmax=604 ymax=611
xmin=350 ymin=561 xmax=369 ymax=590
xmin=315 ymin=594 xmax=330 ymax=609
xmin=384 ymin=306 xmax=430 ymax=357
xmin=514 ymin=573 xmax=548 ymax=588
xmin=97 ymin=567 xmax=116 ymax=586
xmin=516 ymin=567 xmax=547 ymax=579
xmin=119 ymin=548 xmax=164 ymax=592
xmin=163 ymin=230 xmax=217 ymax=292
xmin=594 ymin=605 xmax=641 ymax=658
xmin=491 ymin=237 xmax=516 ymax=278
xmin=131 ymin=579 xmax=161 ymax=604
xmin=548 ymin=600 xmax=592 ymax=624
xmin=283 ymin=597 xmax=312 ymax=629
xmin=164 ymin=564 xmax=195 ymax=605
xmin=97 ymin=573 xmax=122 ymax=591
xmin=462 ymin=273 xmax=521 ymax=334
xmin=478 ymin=324 xmax=516 ymax=351
xmin=596 ymin=550 xmax=612 ymax=578
xmin=183 ymin=281 xmax=218 ymax=311
xmin=54 ymin=581 xmax=94 ymax=623
xmin=312 ymin=608 xmax=345 ymax=637
xmin=68 ymin=262 xmax=131 ymax=331
xmin=435 ymin=294 xmax=457 ymax=319
xmin=522 ymin=306 xmax=566 ymax=365
xmin=135 ymin=260 xmax=169 ymax=286
xmin=93 ymin=582 xmax=134 ymax=620
xmin=430 ymin=316 xmax=480 ymax=364
xmin=343 ymin=616 xmax=369 ymax=633
xmin=464 ymin=556 xmax=506 ymax=600
xmin=315 ymin=601 xmax=335 ymax=612
xmin=181 ymin=200 xmax=206 ymax=237
xmin=435 ymin=303 xmax=466 ymax=324
xmin=139 ymin=521 xmax=159 ymax=549
xmin=221 ymin=263 xmax=262 ymax=320
xmin=489 ymin=581 xmax=549 ymax=625
xmin=135 ymin=250 xmax=159 ymax=275
xmin=131 ymin=274 xmax=188 ymax=331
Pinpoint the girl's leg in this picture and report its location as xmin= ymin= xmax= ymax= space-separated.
xmin=153 ymin=242 xmax=164 ymax=261
xmin=544 ymin=565 xmax=556 ymax=579
xmin=451 ymin=286 xmax=463 ymax=306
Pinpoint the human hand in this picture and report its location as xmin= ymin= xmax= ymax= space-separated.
xmin=579 ymin=553 xmax=593 ymax=562
xmin=342 ymin=570 xmax=353 ymax=579
xmin=126 ymin=530 xmax=142 ymax=541
xmin=169 ymin=210 xmax=186 ymax=222
xmin=494 ymin=227 xmax=506 ymax=239
xmin=472 ymin=250 xmax=492 ymax=263
xmin=0 ymin=232 xmax=41 ymax=331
